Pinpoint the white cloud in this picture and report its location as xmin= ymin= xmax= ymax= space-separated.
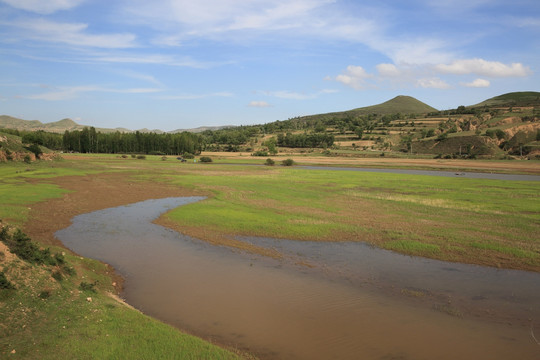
xmin=248 ymin=101 xmax=271 ymax=108
xmin=91 ymin=53 xmax=223 ymax=68
xmin=376 ymin=63 xmax=401 ymax=77
xmin=0 ymin=0 xmax=85 ymax=14
xmin=159 ymin=92 xmax=233 ymax=100
xmin=435 ymin=58 xmax=531 ymax=77
xmin=26 ymin=85 xmax=163 ymax=101
xmin=461 ymin=78 xmax=490 ymax=88
xmin=4 ymin=19 xmax=136 ymax=48
xmin=416 ymin=78 xmax=451 ymax=89
xmin=262 ymin=89 xmax=337 ymax=100
xmin=333 ymin=65 xmax=372 ymax=90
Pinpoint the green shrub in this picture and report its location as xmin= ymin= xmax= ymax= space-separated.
xmin=2 ymin=228 xmax=63 ymax=266
xmin=24 ymin=155 xmax=32 ymax=164
xmin=136 ymin=155 xmax=146 ymax=160
xmin=265 ymin=158 xmax=275 ymax=166
xmin=199 ymin=156 xmax=212 ymax=163
xmin=39 ymin=290 xmax=51 ymax=299
xmin=79 ymin=281 xmax=97 ymax=293
xmin=52 ymin=271 xmax=63 ymax=282
xmin=183 ymin=152 xmax=195 ymax=159
xmin=27 ymin=144 xmax=43 ymax=159
xmin=0 ymin=272 xmax=15 ymax=290
xmin=281 ymin=158 xmax=295 ymax=166
xmin=252 ymin=150 xmax=268 ymax=157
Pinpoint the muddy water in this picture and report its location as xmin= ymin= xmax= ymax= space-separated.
xmin=56 ymin=197 xmax=540 ymax=360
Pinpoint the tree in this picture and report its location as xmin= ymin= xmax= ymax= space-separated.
xmin=27 ymin=144 xmax=42 ymax=159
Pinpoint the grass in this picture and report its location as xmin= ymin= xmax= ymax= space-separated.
xmin=147 ymin=163 xmax=539 ymax=271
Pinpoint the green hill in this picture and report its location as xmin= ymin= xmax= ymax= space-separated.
xmin=297 ymin=95 xmax=438 ymax=124
xmin=351 ymin=95 xmax=438 ymax=115
xmin=471 ymin=91 xmax=540 ymax=108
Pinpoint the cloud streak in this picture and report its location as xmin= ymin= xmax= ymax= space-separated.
xmin=2 ymin=18 xmax=137 ymax=48
xmin=0 ymin=0 xmax=85 ymax=14
xmin=248 ymin=101 xmax=271 ymax=108
xmin=26 ymin=85 xmax=162 ymax=101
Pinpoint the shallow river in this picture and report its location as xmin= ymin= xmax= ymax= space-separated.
xmin=56 ymin=197 xmax=540 ymax=360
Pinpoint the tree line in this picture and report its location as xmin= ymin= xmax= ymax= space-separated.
xmin=5 ymin=128 xmax=204 ymax=155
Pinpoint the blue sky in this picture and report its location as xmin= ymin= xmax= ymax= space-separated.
xmin=0 ymin=0 xmax=538 ymax=131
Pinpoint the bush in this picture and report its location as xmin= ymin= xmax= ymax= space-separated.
xmin=0 ymin=272 xmax=15 ymax=290
xmin=24 ymin=155 xmax=32 ymax=164
xmin=199 ymin=156 xmax=212 ymax=163
xmin=136 ymin=155 xmax=146 ymax=160
xmin=265 ymin=158 xmax=275 ymax=166
xmin=52 ymin=271 xmax=63 ymax=282
xmin=79 ymin=281 xmax=97 ymax=293
xmin=39 ymin=290 xmax=51 ymax=299
xmin=252 ymin=150 xmax=268 ymax=157
xmin=183 ymin=152 xmax=194 ymax=159
xmin=27 ymin=144 xmax=42 ymax=159
xmin=2 ymin=228 xmax=63 ymax=266
xmin=436 ymin=133 xmax=448 ymax=141
xmin=281 ymin=158 xmax=295 ymax=166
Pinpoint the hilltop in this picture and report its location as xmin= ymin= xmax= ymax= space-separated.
xmin=471 ymin=91 xmax=540 ymax=108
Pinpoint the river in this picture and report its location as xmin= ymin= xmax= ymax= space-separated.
xmin=56 ymin=197 xmax=540 ymax=359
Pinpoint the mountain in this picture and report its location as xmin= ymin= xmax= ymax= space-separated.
xmin=294 ymin=95 xmax=438 ymax=124
xmin=471 ymin=91 xmax=540 ymax=108
xmin=350 ymin=95 xmax=438 ymax=115
xmin=0 ymin=116 xmax=85 ymax=133
xmin=170 ymin=125 xmax=236 ymax=133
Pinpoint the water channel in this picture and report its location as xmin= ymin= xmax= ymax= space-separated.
xmin=56 ymin=197 xmax=540 ymax=359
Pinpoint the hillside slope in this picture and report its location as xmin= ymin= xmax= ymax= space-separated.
xmin=471 ymin=91 xmax=540 ymax=108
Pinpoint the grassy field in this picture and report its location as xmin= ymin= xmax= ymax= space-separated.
xmin=156 ymin=161 xmax=539 ymax=271
xmin=1 ymin=154 xmax=539 ymax=358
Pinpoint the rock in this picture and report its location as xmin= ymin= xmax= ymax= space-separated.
xmin=86 ymin=297 xmax=92 ymax=302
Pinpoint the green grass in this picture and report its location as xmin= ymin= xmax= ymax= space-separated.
xmin=147 ymin=163 xmax=539 ymax=270
xmin=0 ymin=161 xmax=96 ymax=225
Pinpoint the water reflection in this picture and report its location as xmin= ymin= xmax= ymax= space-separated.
xmin=56 ymin=197 xmax=540 ymax=360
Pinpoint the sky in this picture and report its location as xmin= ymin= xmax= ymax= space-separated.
xmin=0 ymin=0 xmax=539 ymax=131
